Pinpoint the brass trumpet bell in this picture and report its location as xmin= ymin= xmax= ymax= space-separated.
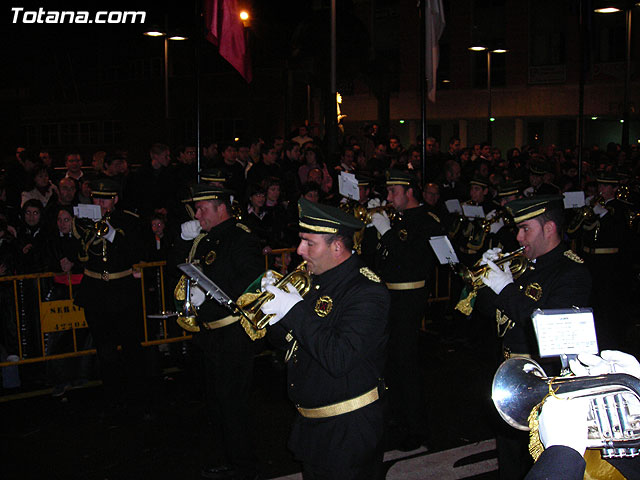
xmin=352 ymin=204 xmax=396 ymax=224
xmin=340 ymin=202 xmax=396 ymax=225
xmin=567 ymin=195 xmax=604 ymax=234
xmin=493 ymin=357 xmax=640 ymax=458
xmin=237 ymin=262 xmax=312 ymax=331
xmin=91 ymin=211 xmax=112 ymax=237
xmin=454 ymin=247 xmax=528 ymax=315
xmin=456 ymin=246 xmax=528 ymax=290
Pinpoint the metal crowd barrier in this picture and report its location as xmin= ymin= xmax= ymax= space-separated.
xmin=429 ymin=265 xmax=452 ymax=305
xmin=0 ymin=262 xmax=192 ymax=369
xmin=0 ymin=253 xmax=452 ymax=370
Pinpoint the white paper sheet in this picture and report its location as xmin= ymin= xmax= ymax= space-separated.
xmin=532 ymin=308 xmax=598 ymax=357
xmin=429 ymin=235 xmax=459 ymax=265
xmin=338 ymin=172 xmax=359 ymax=201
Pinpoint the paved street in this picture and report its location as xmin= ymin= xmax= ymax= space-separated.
xmin=0 ymin=328 xmax=526 ymax=480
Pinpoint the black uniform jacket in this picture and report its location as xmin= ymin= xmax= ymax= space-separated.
xmin=582 ymin=198 xmax=630 ymax=251
xmin=525 ymin=445 xmax=640 ymax=480
xmin=272 ymin=255 xmax=390 ymax=467
xmin=376 ymin=204 xmax=443 ymax=284
xmin=171 ymin=218 xmax=263 ymax=322
xmin=73 ymin=209 xmax=143 ymax=312
xmin=479 ymin=243 xmax=592 ymax=356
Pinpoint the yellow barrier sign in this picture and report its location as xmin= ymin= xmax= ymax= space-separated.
xmin=40 ymin=300 xmax=87 ymax=333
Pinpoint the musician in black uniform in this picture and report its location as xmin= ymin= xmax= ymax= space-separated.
xmin=73 ymin=178 xmax=146 ymax=415
xmin=339 ymin=174 xmax=380 ymax=268
xmin=486 ymin=181 xmax=522 ymax=253
xmin=261 ymin=198 xmax=390 ymax=480
xmin=478 ymin=195 xmax=592 ymax=479
xmin=455 ymin=176 xmax=496 ymax=266
xmin=523 ymin=161 xmax=560 ymax=197
xmin=579 ymin=172 xmax=632 ymax=347
xmin=370 ymin=169 xmax=443 ymax=451
xmin=172 ymin=184 xmax=263 ymax=480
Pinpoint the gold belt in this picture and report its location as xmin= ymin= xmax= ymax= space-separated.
xmin=385 ymin=280 xmax=426 ymax=290
xmin=201 ymin=314 xmax=240 ymax=330
xmin=296 ymin=385 xmax=379 ymax=418
xmin=583 ymin=247 xmax=619 ymax=254
xmin=84 ymin=268 xmax=132 ymax=281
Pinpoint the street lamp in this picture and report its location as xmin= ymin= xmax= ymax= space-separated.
xmin=143 ymin=23 xmax=189 ymax=121
xmin=468 ymin=43 xmax=509 ymax=145
xmin=594 ymin=0 xmax=638 ymax=146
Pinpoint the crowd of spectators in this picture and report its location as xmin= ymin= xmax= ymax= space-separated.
xmin=1 ymin=124 xmax=639 ymax=381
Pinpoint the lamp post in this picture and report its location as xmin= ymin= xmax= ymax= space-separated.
xmin=143 ymin=22 xmax=188 ymax=124
xmin=469 ymin=44 xmax=508 ymax=145
xmin=594 ymin=1 xmax=637 ymax=147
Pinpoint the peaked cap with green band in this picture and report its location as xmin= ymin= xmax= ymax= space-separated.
xmin=298 ymin=197 xmax=364 ymax=234
xmin=190 ymin=183 xmax=234 ymax=202
xmin=529 ymin=161 xmax=548 ymax=176
xmin=356 ymin=174 xmax=373 ymax=187
xmin=385 ymin=169 xmax=417 ymax=186
xmin=469 ymin=176 xmax=489 ymax=188
xmin=505 ymin=194 xmax=564 ymax=224
xmin=596 ymin=171 xmax=619 ymax=184
xmin=200 ymin=168 xmax=227 ymax=184
xmin=90 ymin=178 xmax=120 ymax=198
xmin=497 ymin=180 xmax=522 ymax=198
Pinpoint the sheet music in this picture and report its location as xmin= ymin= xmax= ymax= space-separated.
xmin=74 ymin=204 xmax=101 ymax=221
xmin=445 ymin=199 xmax=462 ymax=214
xmin=429 ymin=236 xmax=459 ymax=265
xmin=338 ymin=172 xmax=359 ymax=201
xmin=563 ymin=191 xmax=586 ymax=209
xmin=532 ymin=308 xmax=598 ymax=357
xmin=462 ymin=204 xmax=485 ymax=219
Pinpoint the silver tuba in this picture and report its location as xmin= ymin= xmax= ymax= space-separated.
xmin=492 ymin=356 xmax=640 ymax=458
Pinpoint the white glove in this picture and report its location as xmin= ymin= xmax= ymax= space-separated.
xmin=480 ymin=247 xmax=502 ymax=266
xmin=601 ymin=350 xmax=640 ymax=378
xmin=370 ymin=211 xmax=391 ymax=236
xmin=103 ymin=221 xmax=116 ymax=243
xmin=481 ymin=259 xmax=513 ymax=294
xmin=367 ymin=198 xmax=381 ymax=209
xmin=181 ymin=220 xmax=202 ymax=240
xmin=593 ymin=203 xmax=608 ymax=217
xmin=189 ymin=285 xmax=206 ymax=307
xmin=260 ymin=270 xmax=278 ymax=292
xmin=261 ymin=283 xmax=303 ymax=325
xmin=539 ymin=396 xmax=589 ymax=456
xmin=571 ymin=350 xmax=640 ymax=378
xmin=570 ymin=353 xmax=609 ymax=377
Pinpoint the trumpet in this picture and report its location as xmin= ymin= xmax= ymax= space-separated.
xmin=465 ymin=212 xmax=511 ymax=251
xmin=567 ymin=195 xmax=605 ymax=234
xmin=340 ymin=201 xmax=396 ymax=225
xmin=454 ymin=247 xmax=528 ymax=315
xmin=176 ymin=262 xmax=312 ymax=338
xmin=456 ymin=246 xmax=528 ymax=291
xmin=493 ymin=356 xmax=640 ymax=458
xmin=236 ymin=262 xmax=312 ymax=334
xmin=93 ymin=212 xmax=112 ymax=237
xmin=74 ymin=212 xmax=112 ymax=246
xmin=352 ymin=204 xmax=397 ymax=224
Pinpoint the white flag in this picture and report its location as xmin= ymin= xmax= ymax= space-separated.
xmin=426 ymin=0 xmax=446 ymax=103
